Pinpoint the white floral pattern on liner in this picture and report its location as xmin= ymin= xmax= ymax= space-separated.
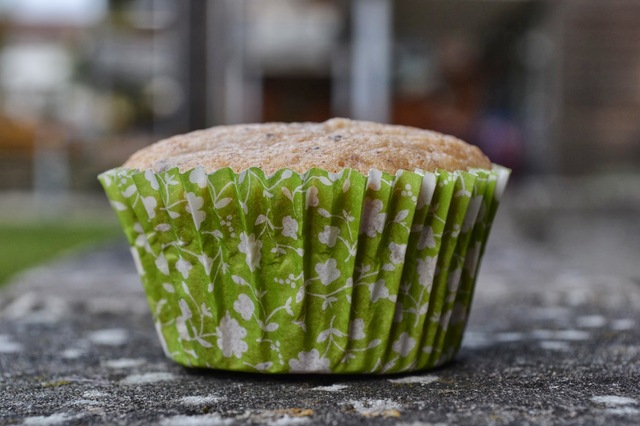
xmin=100 ymin=165 xmax=508 ymax=373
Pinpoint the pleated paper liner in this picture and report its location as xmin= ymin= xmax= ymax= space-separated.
xmin=99 ymin=164 xmax=509 ymax=374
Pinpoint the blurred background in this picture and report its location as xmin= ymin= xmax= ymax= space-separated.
xmin=0 ymin=0 xmax=639 ymax=284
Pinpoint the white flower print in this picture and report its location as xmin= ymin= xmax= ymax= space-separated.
xmin=450 ymin=302 xmax=467 ymax=325
xmin=176 ymin=317 xmax=189 ymax=341
xmin=144 ymin=169 xmax=159 ymax=190
xmin=281 ymin=215 xmax=299 ymax=239
xmin=288 ymin=349 xmax=331 ymax=373
xmin=392 ymin=332 xmax=416 ymax=357
xmin=447 ymin=267 xmax=462 ymax=292
xmin=328 ymin=170 xmax=343 ymax=182
xmin=462 ymin=195 xmax=483 ymax=233
xmin=417 ymin=256 xmax=437 ymax=287
xmin=368 ymin=279 xmax=390 ymax=302
xmin=198 ymin=253 xmax=213 ymax=275
xmin=122 ymin=184 xmax=136 ymax=198
xmin=155 ymin=223 xmax=171 ymax=232
xmin=348 ymin=318 xmax=366 ymax=340
xmin=306 ymin=185 xmax=319 ymax=208
xmin=185 ymin=192 xmax=206 ymax=230
xmin=315 ymin=258 xmax=341 ymax=286
xmin=233 ymin=294 xmax=255 ymax=321
xmin=176 ymin=299 xmax=192 ymax=341
xmin=360 ymin=198 xmax=386 ymax=238
xmin=189 ymin=167 xmax=208 ymax=188
xmin=216 ymin=312 xmax=248 ymax=358
xmin=133 ymin=223 xmax=153 ymax=254
xmin=495 ymin=169 xmax=509 ymax=201
xmin=464 ymin=242 xmax=481 ymax=273
xmin=439 ymin=310 xmax=452 ymax=328
xmin=417 ymin=173 xmax=436 ymax=208
xmin=101 ymin=172 xmax=112 ymax=187
xmin=318 ymin=226 xmax=340 ymax=248
xmin=163 ymin=172 xmax=179 ymax=186
xmin=367 ymin=169 xmax=382 ymax=191
xmin=238 ymin=232 xmax=262 ymax=272
xmin=135 ymin=233 xmax=149 ymax=251
xmin=154 ymin=318 xmax=170 ymax=357
xmin=175 ymin=258 xmax=192 ymax=279
xmin=110 ymin=200 xmax=127 ymax=212
xmin=155 ymin=252 xmax=169 ymax=275
xmin=142 ymin=196 xmax=157 ymax=219
xmin=418 ymin=226 xmax=436 ymax=250
xmin=388 ymin=242 xmax=407 ymax=265
xmin=178 ymin=299 xmax=192 ymax=319
xmin=129 ymin=247 xmax=144 ymax=276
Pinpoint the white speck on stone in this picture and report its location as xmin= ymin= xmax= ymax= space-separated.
xmin=611 ymin=319 xmax=635 ymax=331
xmin=237 ymin=409 xmax=314 ymax=425
xmin=566 ymin=287 xmax=590 ymax=306
xmin=591 ymin=395 xmax=640 ymax=416
xmin=530 ymin=330 xmax=554 ymax=339
xmin=0 ymin=334 xmax=23 ymax=353
xmin=552 ymin=330 xmax=590 ymax=340
xmin=531 ymin=329 xmax=589 ymax=341
xmin=461 ymin=331 xmax=492 ymax=349
xmin=159 ymin=414 xmax=235 ymax=426
xmin=539 ymin=341 xmax=570 ymax=351
xmin=179 ymin=395 xmax=226 ymax=406
xmin=388 ymin=375 xmax=439 ymax=385
xmin=2 ymin=291 xmax=68 ymax=324
xmin=82 ymin=390 xmax=106 ymax=399
xmin=605 ymin=407 xmax=640 ymax=416
xmin=348 ymin=399 xmax=402 ymax=416
xmin=61 ymin=348 xmax=84 ymax=359
xmin=67 ymin=399 xmax=101 ymax=406
xmin=495 ymin=332 xmax=525 ymax=342
xmin=2 ymin=292 xmax=39 ymax=319
xmin=87 ymin=328 xmax=129 ymax=346
xmin=23 ymin=413 xmax=81 ymax=425
xmin=102 ymin=358 xmax=146 ymax=369
xmin=530 ymin=307 xmax=571 ymax=320
xmin=267 ymin=416 xmax=311 ymax=425
xmin=120 ymin=372 xmax=176 ymax=385
xmin=311 ymin=384 xmax=349 ymax=392
xmin=590 ymin=395 xmax=637 ymax=406
xmin=576 ymin=315 xmax=607 ymax=328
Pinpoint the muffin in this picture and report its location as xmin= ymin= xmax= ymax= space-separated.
xmin=99 ymin=118 xmax=509 ymax=374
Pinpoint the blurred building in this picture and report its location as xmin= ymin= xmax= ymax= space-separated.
xmin=0 ymin=0 xmax=172 ymax=190
xmin=188 ymin=0 xmax=640 ymax=175
xmin=0 ymin=0 xmax=638 ymax=193
xmin=556 ymin=1 xmax=640 ymax=174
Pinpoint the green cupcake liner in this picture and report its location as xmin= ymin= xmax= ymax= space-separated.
xmin=99 ymin=164 xmax=509 ymax=374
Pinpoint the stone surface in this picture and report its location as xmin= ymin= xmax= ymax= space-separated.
xmin=1 ymin=205 xmax=639 ymax=425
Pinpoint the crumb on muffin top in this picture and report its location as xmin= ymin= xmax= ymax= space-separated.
xmin=123 ymin=118 xmax=491 ymax=175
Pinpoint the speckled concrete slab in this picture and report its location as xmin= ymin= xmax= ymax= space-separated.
xmin=1 ymin=210 xmax=639 ymax=425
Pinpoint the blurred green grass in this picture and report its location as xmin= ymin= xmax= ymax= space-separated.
xmin=0 ymin=222 xmax=120 ymax=285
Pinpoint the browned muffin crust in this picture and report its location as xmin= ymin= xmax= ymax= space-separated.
xmin=123 ymin=118 xmax=491 ymax=175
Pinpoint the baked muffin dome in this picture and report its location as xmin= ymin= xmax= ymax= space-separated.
xmin=101 ymin=117 xmax=508 ymax=374
xmin=124 ymin=118 xmax=491 ymax=175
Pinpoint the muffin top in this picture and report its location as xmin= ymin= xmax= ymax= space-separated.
xmin=123 ymin=118 xmax=491 ymax=175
